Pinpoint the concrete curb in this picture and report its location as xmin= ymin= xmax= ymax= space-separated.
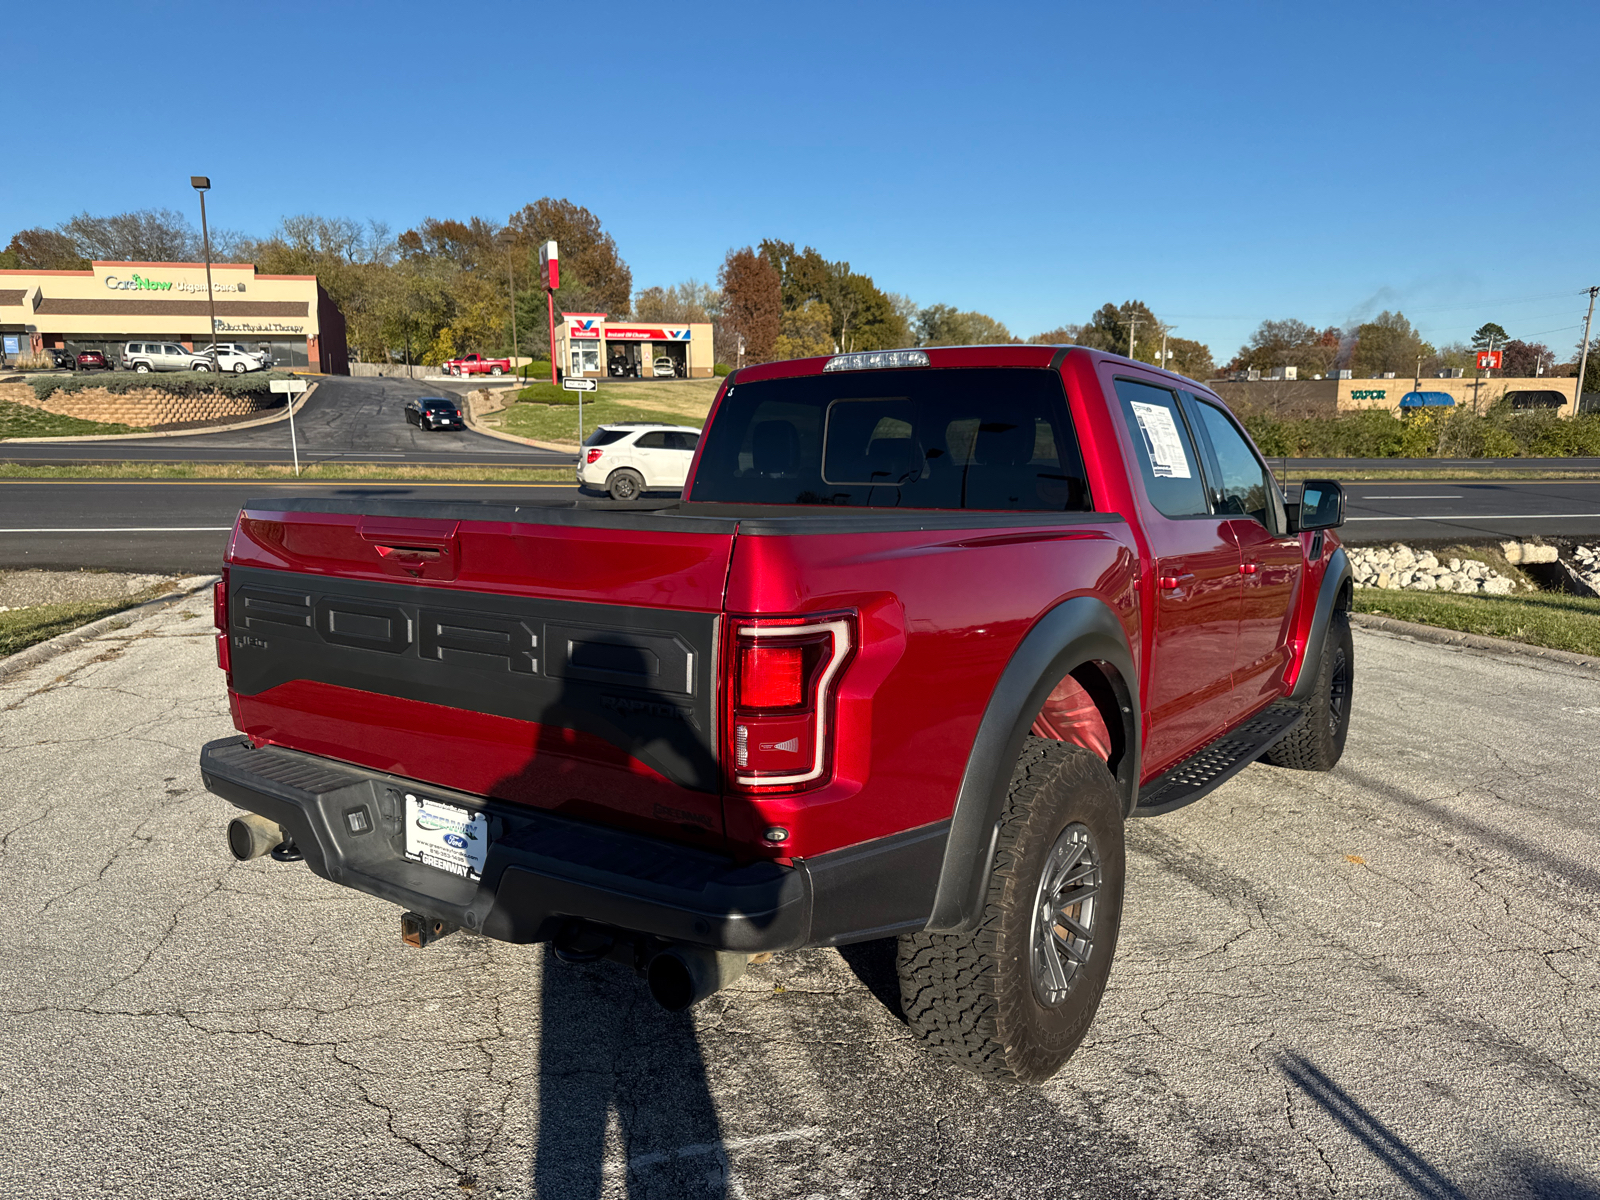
xmin=0 ymin=574 xmax=220 ymax=682
xmin=1350 ymin=612 xmax=1600 ymax=671
xmin=0 ymin=382 xmax=320 ymax=444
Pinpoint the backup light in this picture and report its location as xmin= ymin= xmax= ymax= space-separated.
xmin=822 ymin=350 xmax=929 ymax=372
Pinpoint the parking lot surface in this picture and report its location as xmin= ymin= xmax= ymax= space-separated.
xmin=2 ymin=592 xmax=1597 ymax=1199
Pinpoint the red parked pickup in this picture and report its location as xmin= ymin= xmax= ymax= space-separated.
xmin=443 ymin=353 xmax=510 ymax=376
xmin=200 ymin=345 xmax=1352 ymax=1083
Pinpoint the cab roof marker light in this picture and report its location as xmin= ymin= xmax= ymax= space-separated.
xmin=822 ymin=349 xmax=930 ymax=372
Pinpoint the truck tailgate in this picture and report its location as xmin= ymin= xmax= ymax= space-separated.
xmin=224 ymin=499 xmax=736 ymax=847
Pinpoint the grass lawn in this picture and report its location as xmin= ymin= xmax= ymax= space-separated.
xmin=1353 ymin=588 xmax=1600 ymax=657
xmin=0 ymin=397 xmax=139 ymax=439
xmin=0 ymin=462 xmax=575 ymax=482
xmin=493 ymin=378 xmax=719 ymax=444
xmin=0 ymin=595 xmax=160 ymax=658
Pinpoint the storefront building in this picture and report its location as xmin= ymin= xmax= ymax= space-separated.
xmin=554 ymin=313 xmax=714 ymax=380
xmin=0 ymin=261 xmax=348 ymax=372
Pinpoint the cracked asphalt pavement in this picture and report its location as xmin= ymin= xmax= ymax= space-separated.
xmin=2 ymin=591 xmax=1598 ymax=1199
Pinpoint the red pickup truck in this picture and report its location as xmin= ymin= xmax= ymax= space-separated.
xmin=200 ymin=345 xmax=1351 ymax=1083
xmin=443 ymin=353 xmax=510 ymax=376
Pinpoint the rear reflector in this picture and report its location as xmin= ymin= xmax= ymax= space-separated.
xmin=823 ymin=349 xmax=929 ymax=373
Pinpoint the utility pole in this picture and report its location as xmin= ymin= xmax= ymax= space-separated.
xmin=1125 ymin=307 xmax=1140 ymax=360
xmin=508 ymin=257 xmax=519 ymax=377
xmin=1576 ymin=286 xmax=1599 ymax=417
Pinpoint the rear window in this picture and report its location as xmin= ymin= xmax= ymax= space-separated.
xmin=422 ymin=398 xmax=456 ymax=410
xmin=689 ymin=367 xmax=1089 ymax=510
xmin=584 ymin=428 xmax=631 ymax=447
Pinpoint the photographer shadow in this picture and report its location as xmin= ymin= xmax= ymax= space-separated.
xmin=534 ymin=946 xmax=731 ymax=1198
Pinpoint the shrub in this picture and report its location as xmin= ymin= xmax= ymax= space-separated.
xmin=30 ymin=370 xmax=299 ymax=404
xmin=1234 ymin=404 xmax=1600 ymax=458
xmin=516 ymin=360 xmax=554 ymax=380
xmin=714 ymin=362 xmax=732 ymax=377
xmin=514 ymin=382 xmax=580 ymax=405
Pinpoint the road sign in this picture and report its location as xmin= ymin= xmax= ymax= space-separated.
xmin=269 ymin=378 xmax=308 ymax=474
xmin=561 ymin=377 xmax=596 ymax=391
xmin=1476 ymin=350 xmax=1502 ymax=370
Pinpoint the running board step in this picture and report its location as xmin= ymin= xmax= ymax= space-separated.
xmin=1134 ymin=702 xmax=1306 ymax=817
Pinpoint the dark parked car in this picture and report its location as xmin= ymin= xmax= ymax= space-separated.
xmin=50 ymin=349 xmax=76 ymax=369
xmin=404 ymin=395 xmax=465 ymax=431
xmin=75 ymin=350 xmax=111 ymax=371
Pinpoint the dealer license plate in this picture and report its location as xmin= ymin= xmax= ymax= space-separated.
xmin=403 ymin=792 xmax=490 ymax=881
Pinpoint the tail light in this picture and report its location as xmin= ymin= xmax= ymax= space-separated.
xmin=725 ymin=614 xmax=853 ymax=791
xmin=586 ymin=448 xmax=604 ymax=464
xmin=213 ymin=570 xmax=230 ymax=674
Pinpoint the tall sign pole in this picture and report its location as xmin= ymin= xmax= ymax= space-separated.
xmin=1576 ymin=286 xmax=1599 ymax=417
xmin=539 ymin=241 xmax=560 ymax=385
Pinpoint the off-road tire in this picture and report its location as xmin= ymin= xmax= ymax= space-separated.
xmin=897 ymin=739 xmax=1125 ymax=1084
xmin=1262 ymin=608 xmax=1352 ymax=771
xmin=607 ymin=469 xmax=645 ymax=501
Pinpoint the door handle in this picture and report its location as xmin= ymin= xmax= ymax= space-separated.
xmin=1159 ymin=573 xmax=1195 ymax=590
xmin=374 ymin=544 xmax=442 ymax=561
xmin=1239 ymin=562 xmax=1259 ymax=575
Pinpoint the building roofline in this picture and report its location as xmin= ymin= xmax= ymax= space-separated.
xmin=91 ymin=260 xmax=256 ymax=269
xmin=256 ymin=274 xmax=317 ymax=281
xmin=0 ymin=269 xmax=92 ymax=276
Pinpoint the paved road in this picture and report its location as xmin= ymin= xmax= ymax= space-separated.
xmin=0 ymin=376 xmax=575 ymax=467
xmin=1335 ymin=479 xmax=1600 ymax=543
xmin=3 ymin=477 xmax=1598 ymax=573
xmin=0 ymin=481 xmax=577 ymax=572
xmin=3 ymin=592 xmax=1598 ymax=1198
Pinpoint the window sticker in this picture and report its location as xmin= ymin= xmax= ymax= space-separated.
xmin=1128 ymin=400 xmax=1192 ymax=479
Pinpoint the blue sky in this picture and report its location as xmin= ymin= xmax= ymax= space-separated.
xmin=7 ymin=0 xmax=1597 ymax=360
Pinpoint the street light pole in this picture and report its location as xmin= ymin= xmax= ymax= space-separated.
xmin=190 ymin=177 xmax=219 ymax=373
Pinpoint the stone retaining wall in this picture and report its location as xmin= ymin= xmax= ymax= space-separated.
xmin=0 ymin=381 xmax=278 ymax=428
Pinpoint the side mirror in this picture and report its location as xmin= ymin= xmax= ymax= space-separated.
xmin=1296 ymin=479 xmax=1346 ymax=530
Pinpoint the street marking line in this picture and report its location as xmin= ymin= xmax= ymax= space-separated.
xmin=1346 ymin=513 xmax=1600 ymax=521
xmin=0 ymin=527 xmax=234 ymax=532
xmin=628 ymin=1126 xmax=822 ymax=1169
xmin=0 ymin=480 xmax=576 ymax=488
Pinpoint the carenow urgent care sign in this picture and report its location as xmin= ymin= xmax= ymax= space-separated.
xmin=104 ymin=271 xmax=245 ymax=294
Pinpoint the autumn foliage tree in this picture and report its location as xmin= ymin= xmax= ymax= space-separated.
xmin=718 ymin=247 xmax=781 ymax=362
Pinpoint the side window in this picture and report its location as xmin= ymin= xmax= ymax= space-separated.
xmin=634 ymin=431 xmax=670 ymax=450
xmin=1113 ymin=379 xmax=1209 ymax=518
xmin=667 ymin=431 xmax=700 ymax=452
xmin=1184 ymin=395 xmax=1274 ymax=528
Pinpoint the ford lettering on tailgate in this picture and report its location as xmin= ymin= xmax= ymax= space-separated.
xmin=226 ymin=566 xmax=718 ymax=791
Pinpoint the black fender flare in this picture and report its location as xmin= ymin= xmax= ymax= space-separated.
xmin=923 ymin=596 xmax=1139 ymax=933
xmin=1288 ymin=546 xmax=1352 ymax=704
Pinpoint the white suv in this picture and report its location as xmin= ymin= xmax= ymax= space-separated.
xmin=577 ymin=423 xmax=702 ymax=500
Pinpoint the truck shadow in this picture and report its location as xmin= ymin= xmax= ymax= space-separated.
xmin=1277 ymin=1051 xmax=1598 ymax=1199
xmin=534 ymin=947 xmax=731 ymax=1198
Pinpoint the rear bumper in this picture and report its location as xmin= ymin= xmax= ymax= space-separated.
xmin=200 ymin=737 xmax=946 ymax=953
